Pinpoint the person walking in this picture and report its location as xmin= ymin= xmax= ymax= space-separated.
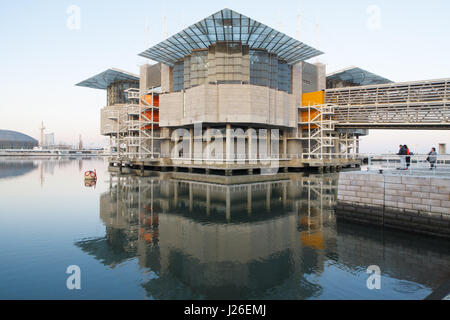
xmin=427 ymin=147 xmax=438 ymax=170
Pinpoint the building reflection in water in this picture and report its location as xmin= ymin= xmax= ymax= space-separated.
xmin=76 ymin=173 xmax=450 ymax=299
xmin=0 ymin=160 xmax=38 ymax=180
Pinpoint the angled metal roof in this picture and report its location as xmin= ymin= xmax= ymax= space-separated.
xmin=327 ymin=66 xmax=392 ymax=86
xmin=76 ymin=68 xmax=139 ymax=90
xmin=139 ymin=8 xmax=323 ymax=66
xmin=0 ymin=130 xmax=38 ymax=143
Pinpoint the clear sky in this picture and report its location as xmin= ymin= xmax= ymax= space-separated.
xmin=0 ymin=0 xmax=449 ymax=152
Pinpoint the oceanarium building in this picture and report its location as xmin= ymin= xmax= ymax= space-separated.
xmin=77 ymin=8 xmax=411 ymax=172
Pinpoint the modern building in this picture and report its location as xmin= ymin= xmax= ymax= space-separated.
xmin=0 ymin=130 xmax=38 ymax=150
xmin=44 ymin=133 xmax=55 ymax=148
xmin=77 ymin=8 xmax=450 ymax=173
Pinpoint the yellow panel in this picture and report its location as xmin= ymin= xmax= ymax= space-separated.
xmin=302 ymin=90 xmax=324 ymax=107
xmin=301 ymin=90 xmax=324 ymax=128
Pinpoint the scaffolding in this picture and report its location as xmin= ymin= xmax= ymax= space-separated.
xmin=299 ymin=103 xmax=337 ymax=160
xmin=121 ymin=87 xmax=160 ymax=161
xmin=105 ymin=107 xmax=128 ymax=160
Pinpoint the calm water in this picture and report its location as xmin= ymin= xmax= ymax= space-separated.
xmin=0 ymin=158 xmax=449 ymax=300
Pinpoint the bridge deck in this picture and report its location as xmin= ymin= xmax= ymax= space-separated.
xmin=325 ymin=78 xmax=450 ymax=128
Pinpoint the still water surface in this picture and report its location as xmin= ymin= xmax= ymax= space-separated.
xmin=0 ymin=158 xmax=449 ymax=299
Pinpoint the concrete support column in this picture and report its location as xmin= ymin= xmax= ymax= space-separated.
xmin=189 ymin=128 xmax=194 ymax=161
xmin=173 ymin=133 xmax=179 ymax=159
xmin=283 ymin=130 xmax=287 ymax=158
xmin=226 ymin=124 xmax=232 ymax=162
xmin=247 ymin=128 xmax=252 ymax=164
xmin=205 ymin=126 xmax=211 ymax=161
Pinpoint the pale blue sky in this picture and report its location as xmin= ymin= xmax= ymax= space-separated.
xmin=0 ymin=0 xmax=449 ymax=152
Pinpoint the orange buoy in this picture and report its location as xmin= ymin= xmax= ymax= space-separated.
xmin=84 ymin=169 xmax=97 ymax=180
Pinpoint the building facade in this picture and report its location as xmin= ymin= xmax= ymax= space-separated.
xmin=0 ymin=130 xmax=38 ymax=150
xmin=78 ymin=8 xmax=381 ymax=170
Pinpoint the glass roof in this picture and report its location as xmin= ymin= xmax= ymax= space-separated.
xmin=327 ymin=66 xmax=392 ymax=86
xmin=76 ymin=68 xmax=139 ymax=90
xmin=139 ymin=8 xmax=323 ymax=66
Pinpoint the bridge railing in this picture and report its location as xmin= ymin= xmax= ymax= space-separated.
xmin=363 ymin=154 xmax=450 ymax=175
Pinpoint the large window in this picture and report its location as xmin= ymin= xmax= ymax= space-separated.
xmin=173 ymin=61 xmax=184 ymax=92
xmin=250 ymin=50 xmax=269 ymax=87
xmin=210 ymin=42 xmax=249 ymax=83
xmin=107 ymin=80 xmax=139 ymax=105
xmin=190 ymin=50 xmax=208 ymax=87
xmin=278 ymin=61 xmax=292 ymax=93
xmin=174 ymin=43 xmax=292 ymax=93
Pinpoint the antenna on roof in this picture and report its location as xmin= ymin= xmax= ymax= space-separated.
xmin=162 ymin=15 xmax=168 ymax=39
xmin=297 ymin=0 xmax=301 ymax=41
xmin=145 ymin=18 xmax=150 ymax=48
xmin=315 ymin=15 xmax=320 ymax=62
xmin=277 ymin=9 xmax=282 ymax=32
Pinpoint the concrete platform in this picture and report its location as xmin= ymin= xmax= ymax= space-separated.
xmin=336 ymin=171 xmax=450 ymax=238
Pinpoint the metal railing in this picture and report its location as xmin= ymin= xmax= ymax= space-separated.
xmin=364 ymin=154 xmax=450 ymax=175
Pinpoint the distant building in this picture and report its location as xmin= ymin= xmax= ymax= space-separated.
xmin=44 ymin=133 xmax=55 ymax=148
xmin=0 ymin=130 xmax=38 ymax=149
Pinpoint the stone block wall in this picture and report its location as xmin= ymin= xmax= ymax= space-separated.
xmin=336 ymin=172 xmax=450 ymax=238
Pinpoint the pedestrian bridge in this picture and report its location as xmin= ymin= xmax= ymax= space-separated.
xmin=325 ymin=78 xmax=450 ymax=129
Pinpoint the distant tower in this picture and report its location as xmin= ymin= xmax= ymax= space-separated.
xmin=79 ymin=134 xmax=83 ymax=150
xmin=39 ymin=121 xmax=45 ymax=147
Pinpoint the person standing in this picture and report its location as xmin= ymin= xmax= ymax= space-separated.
xmin=404 ymin=145 xmax=411 ymax=170
xmin=427 ymin=147 xmax=438 ymax=170
xmin=397 ymin=145 xmax=406 ymax=169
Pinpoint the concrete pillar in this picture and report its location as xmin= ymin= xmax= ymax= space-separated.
xmin=206 ymin=126 xmax=211 ymax=161
xmin=173 ymin=134 xmax=179 ymax=159
xmin=315 ymin=62 xmax=326 ymax=91
xmin=189 ymin=128 xmax=194 ymax=161
xmin=161 ymin=63 xmax=173 ymax=93
xmin=226 ymin=124 xmax=232 ymax=162
xmin=283 ymin=130 xmax=287 ymax=158
xmin=248 ymin=127 xmax=256 ymax=164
